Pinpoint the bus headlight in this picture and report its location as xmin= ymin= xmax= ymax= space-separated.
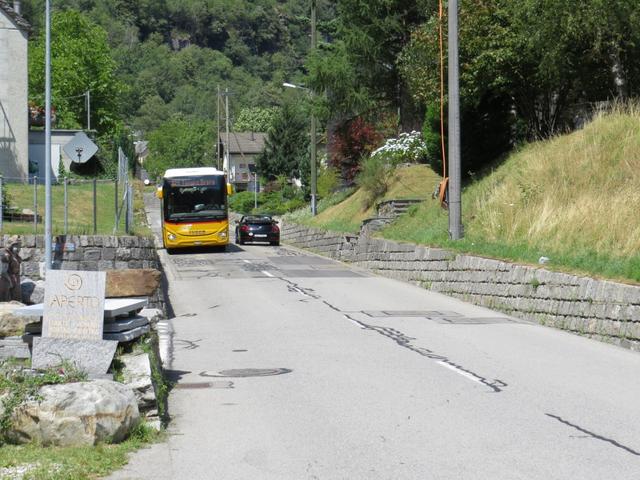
xmin=218 ymin=231 xmax=227 ymax=239
xmin=167 ymin=233 xmax=176 ymax=241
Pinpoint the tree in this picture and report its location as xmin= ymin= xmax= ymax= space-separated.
xmin=28 ymin=9 xmax=123 ymax=134
xmin=329 ymin=116 xmax=381 ymax=184
xmin=145 ymin=116 xmax=215 ymax=180
xmin=234 ymin=107 xmax=278 ymax=132
xmin=256 ymin=102 xmax=307 ymax=182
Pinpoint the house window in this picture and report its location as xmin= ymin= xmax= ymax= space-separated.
xmin=239 ymin=163 xmax=247 ymax=169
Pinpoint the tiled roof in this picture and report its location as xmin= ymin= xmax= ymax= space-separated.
xmin=221 ymin=132 xmax=267 ymax=154
xmin=0 ymin=1 xmax=30 ymax=32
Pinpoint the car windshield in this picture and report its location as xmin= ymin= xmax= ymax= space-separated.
xmin=164 ymin=176 xmax=227 ymax=222
xmin=243 ymin=216 xmax=273 ymax=224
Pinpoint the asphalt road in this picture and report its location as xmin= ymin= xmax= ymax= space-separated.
xmin=108 ymin=198 xmax=640 ymax=480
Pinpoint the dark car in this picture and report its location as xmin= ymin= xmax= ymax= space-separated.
xmin=235 ymin=215 xmax=280 ymax=246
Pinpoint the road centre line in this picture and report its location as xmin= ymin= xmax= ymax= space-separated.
xmin=243 ymin=260 xmax=251 ymax=263
xmin=436 ymin=360 xmax=487 ymax=387
xmin=261 ymin=270 xmax=274 ymax=277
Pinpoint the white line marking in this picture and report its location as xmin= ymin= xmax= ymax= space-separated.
xmin=261 ymin=271 xmax=274 ymax=278
xmin=436 ymin=361 xmax=485 ymax=386
xmin=243 ymin=260 xmax=251 ymax=264
xmin=344 ymin=315 xmax=366 ymax=329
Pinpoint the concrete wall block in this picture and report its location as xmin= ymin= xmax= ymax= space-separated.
xmin=128 ymin=260 xmax=143 ymax=269
xmin=119 ymin=236 xmax=138 ymax=247
xmin=78 ymin=261 xmax=99 ymax=270
xmin=84 ymin=248 xmax=102 ymax=261
xmin=116 ymin=247 xmax=132 ymax=261
xmin=115 ymin=261 xmax=129 ymax=270
xmin=97 ymin=260 xmax=115 ymax=271
xmin=92 ymin=236 xmax=104 ymax=247
xmin=101 ymin=248 xmax=116 ymax=261
xmin=79 ymin=236 xmax=89 ymax=247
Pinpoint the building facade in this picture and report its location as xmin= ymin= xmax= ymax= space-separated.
xmin=221 ymin=132 xmax=266 ymax=191
xmin=0 ymin=1 xmax=29 ymax=180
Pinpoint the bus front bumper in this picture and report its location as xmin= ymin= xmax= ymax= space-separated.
xmin=163 ymin=230 xmax=229 ymax=249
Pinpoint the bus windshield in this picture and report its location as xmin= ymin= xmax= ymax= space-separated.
xmin=163 ymin=175 xmax=227 ymax=222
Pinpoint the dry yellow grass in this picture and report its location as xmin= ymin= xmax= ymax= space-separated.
xmin=468 ymin=108 xmax=640 ymax=256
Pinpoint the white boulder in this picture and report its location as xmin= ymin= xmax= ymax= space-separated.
xmin=7 ymin=380 xmax=140 ymax=446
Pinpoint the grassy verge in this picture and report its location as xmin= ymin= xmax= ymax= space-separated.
xmin=2 ymin=179 xmax=152 ymax=236
xmin=0 ymin=422 xmax=159 ymax=480
xmin=295 ymin=110 xmax=640 ymax=284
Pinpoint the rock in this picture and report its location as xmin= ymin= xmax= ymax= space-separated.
xmin=106 ymin=269 xmax=161 ymax=297
xmin=0 ymin=301 xmax=36 ymax=337
xmin=120 ymin=352 xmax=156 ymax=414
xmin=20 ymin=279 xmax=45 ymax=305
xmin=7 ymin=380 xmax=140 ymax=446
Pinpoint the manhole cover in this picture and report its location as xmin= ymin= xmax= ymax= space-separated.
xmin=174 ymin=381 xmax=234 ymax=389
xmin=200 ymin=368 xmax=292 ymax=378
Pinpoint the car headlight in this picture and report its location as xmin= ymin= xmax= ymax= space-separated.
xmin=167 ymin=233 xmax=176 ymax=241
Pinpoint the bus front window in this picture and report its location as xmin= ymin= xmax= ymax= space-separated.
xmin=164 ymin=177 xmax=227 ymax=222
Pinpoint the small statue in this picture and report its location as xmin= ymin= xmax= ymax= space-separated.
xmin=0 ymin=236 xmax=22 ymax=302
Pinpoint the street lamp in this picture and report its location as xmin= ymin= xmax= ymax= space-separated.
xmin=283 ymin=82 xmax=317 ymax=216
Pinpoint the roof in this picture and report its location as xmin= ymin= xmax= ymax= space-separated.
xmin=221 ymin=132 xmax=267 ymax=154
xmin=0 ymin=1 xmax=30 ymax=32
xmin=163 ymin=167 xmax=225 ymax=178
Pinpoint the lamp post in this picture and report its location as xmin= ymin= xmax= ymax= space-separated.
xmin=283 ymin=82 xmax=317 ymax=216
xmin=44 ymin=0 xmax=52 ymax=268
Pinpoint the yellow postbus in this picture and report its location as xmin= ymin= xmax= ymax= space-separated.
xmin=156 ymin=167 xmax=233 ymax=251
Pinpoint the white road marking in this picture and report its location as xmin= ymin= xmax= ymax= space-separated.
xmin=436 ymin=360 xmax=485 ymax=386
xmin=243 ymin=260 xmax=251 ymax=264
xmin=261 ymin=271 xmax=274 ymax=277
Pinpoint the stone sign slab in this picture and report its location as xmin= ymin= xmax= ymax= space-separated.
xmin=24 ymin=315 xmax=149 ymax=335
xmin=15 ymin=298 xmax=147 ymax=320
xmin=104 ymin=325 xmax=150 ymax=343
xmin=42 ymin=270 xmax=106 ymax=341
xmin=32 ymin=337 xmax=118 ymax=375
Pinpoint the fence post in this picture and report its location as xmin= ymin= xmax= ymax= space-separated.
xmin=114 ymin=178 xmax=119 ymax=232
xmin=64 ymin=177 xmax=68 ymax=234
xmin=0 ymin=175 xmax=3 ymax=232
xmin=93 ymin=178 xmax=97 ymax=235
xmin=33 ymin=176 xmax=37 ymax=234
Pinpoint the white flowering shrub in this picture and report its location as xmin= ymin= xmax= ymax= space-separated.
xmin=370 ymin=131 xmax=429 ymax=165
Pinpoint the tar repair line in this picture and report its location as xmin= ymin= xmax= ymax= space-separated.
xmin=277 ymin=276 xmax=507 ymax=393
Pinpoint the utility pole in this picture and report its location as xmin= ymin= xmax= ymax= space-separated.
xmin=448 ymin=0 xmax=463 ymax=240
xmin=44 ymin=0 xmax=52 ymax=268
xmin=225 ymin=87 xmax=230 ymax=175
xmin=86 ymin=90 xmax=91 ymax=131
xmin=310 ymin=0 xmax=318 ymax=216
xmin=216 ymin=85 xmax=221 ymax=169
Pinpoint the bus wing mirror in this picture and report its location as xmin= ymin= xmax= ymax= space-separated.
xmin=227 ymin=183 xmax=234 ymax=195
xmin=156 ymin=186 xmax=163 ymax=199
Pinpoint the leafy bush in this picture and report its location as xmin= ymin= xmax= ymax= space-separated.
xmin=229 ymin=191 xmax=256 ymax=214
xmin=370 ymin=130 xmax=429 ymax=165
xmin=356 ymin=155 xmax=394 ymax=209
xmin=316 ymin=165 xmax=340 ymax=198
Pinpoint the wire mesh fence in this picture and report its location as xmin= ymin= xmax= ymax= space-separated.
xmin=0 ymin=150 xmax=136 ymax=235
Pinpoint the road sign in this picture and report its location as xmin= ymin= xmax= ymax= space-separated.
xmin=63 ymin=131 xmax=98 ymax=164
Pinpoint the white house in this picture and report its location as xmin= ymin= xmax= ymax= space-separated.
xmin=28 ymin=129 xmax=85 ymax=180
xmin=0 ymin=0 xmax=29 ymax=180
xmin=221 ymin=132 xmax=266 ymax=191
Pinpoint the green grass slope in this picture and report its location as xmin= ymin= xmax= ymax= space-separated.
xmin=382 ymin=109 xmax=640 ymax=283
xmin=300 ymin=108 xmax=640 ymax=283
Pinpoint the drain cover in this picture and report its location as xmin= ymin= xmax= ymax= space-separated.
xmin=200 ymin=368 xmax=292 ymax=378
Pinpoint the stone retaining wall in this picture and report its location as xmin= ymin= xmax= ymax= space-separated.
xmin=281 ymin=222 xmax=640 ymax=351
xmin=1 ymin=235 xmax=165 ymax=311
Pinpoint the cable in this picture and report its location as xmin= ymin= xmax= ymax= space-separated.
xmin=438 ymin=0 xmax=449 ymax=208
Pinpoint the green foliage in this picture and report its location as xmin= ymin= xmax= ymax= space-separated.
xmin=257 ymin=102 xmax=308 ymax=181
xmin=145 ymin=117 xmax=215 ymax=180
xmin=356 ymin=155 xmax=394 ymax=209
xmin=234 ymin=107 xmax=278 ymax=132
xmin=28 ymin=10 xmax=123 ymax=135
xmin=316 ymin=165 xmax=340 ymax=198
xmin=229 ymin=191 xmax=257 ymax=215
